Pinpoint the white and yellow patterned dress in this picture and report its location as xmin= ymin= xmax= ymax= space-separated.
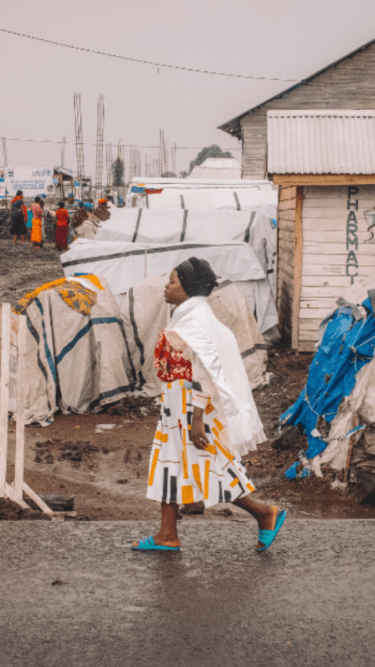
xmin=147 ymin=331 xmax=256 ymax=507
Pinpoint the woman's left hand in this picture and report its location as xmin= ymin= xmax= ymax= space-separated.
xmin=191 ymin=407 xmax=209 ymax=450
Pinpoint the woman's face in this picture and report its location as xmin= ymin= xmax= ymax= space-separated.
xmin=164 ymin=270 xmax=189 ymax=306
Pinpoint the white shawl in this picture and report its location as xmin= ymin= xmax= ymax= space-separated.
xmin=167 ymin=297 xmax=266 ymax=457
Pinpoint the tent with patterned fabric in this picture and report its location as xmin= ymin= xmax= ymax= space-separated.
xmin=20 ymin=275 xmax=136 ymax=426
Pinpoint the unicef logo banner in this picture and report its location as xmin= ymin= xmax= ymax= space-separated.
xmin=5 ymin=167 xmax=54 ymax=197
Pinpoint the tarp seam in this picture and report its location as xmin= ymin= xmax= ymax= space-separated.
xmin=62 ymin=242 xmax=245 ymax=268
xmin=132 ymin=209 xmax=143 ymax=242
xmin=180 ymin=210 xmax=188 ymax=242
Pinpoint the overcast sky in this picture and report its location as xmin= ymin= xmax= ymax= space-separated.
xmin=1 ymin=0 xmax=375 ymax=179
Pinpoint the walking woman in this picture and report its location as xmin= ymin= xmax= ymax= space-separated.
xmin=30 ymin=196 xmax=43 ymax=248
xmin=55 ymin=200 xmax=69 ymax=251
xmin=10 ymin=190 xmax=27 ymax=245
xmin=132 ymin=258 xmax=287 ymax=552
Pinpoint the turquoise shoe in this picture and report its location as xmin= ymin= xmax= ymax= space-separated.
xmin=131 ymin=536 xmax=180 ymax=551
xmin=256 ymin=510 xmax=287 ymax=553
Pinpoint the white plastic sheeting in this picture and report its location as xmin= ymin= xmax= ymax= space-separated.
xmin=128 ymin=177 xmax=273 ymax=189
xmin=309 ymin=276 xmax=375 ymax=475
xmin=131 ymin=188 xmax=277 ymax=210
xmin=189 ymin=157 xmax=242 ymax=179
xmin=311 ymin=359 xmax=375 ymax=475
xmin=95 ymin=205 xmax=274 ymax=245
xmin=120 ymin=274 xmax=269 ymax=398
xmin=93 ymin=205 xmax=278 ymax=336
xmin=61 ymin=239 xmax=265 ymax=296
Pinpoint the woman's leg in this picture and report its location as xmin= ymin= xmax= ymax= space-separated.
xmin=154 ymin=502 xmax=180 ymax=544
xmin=13 ymin=235 xmax=17 ymax=245
xmin=233 ymin=494 xmax=278 ymax=549
xmin=132 ymin=502 xmax=180 ymax=548
xmin=21 ymin=234 xmax=25 ymax=244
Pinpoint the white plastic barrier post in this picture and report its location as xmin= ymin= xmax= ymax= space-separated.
xmin=14 ymin=313 xmax=26 ymax=501
xmin=0 ymin=303 xmax=28 ymax=507
xmin=0 ymin=303 xmax=11 ymax=497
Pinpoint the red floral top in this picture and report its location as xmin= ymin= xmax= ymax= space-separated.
xmin=153 ymin=330 xmax=192 ymax=382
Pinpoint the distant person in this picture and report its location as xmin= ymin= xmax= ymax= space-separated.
xmin=55 ymin=200 xmax=70 ymax=251
xmin=10 ymin=190 xmax=27 ymax=245
xmin=55 ymin=201 xmax=69 ymax=250
xmin=30 ymin=196 xmax=43 ymax=249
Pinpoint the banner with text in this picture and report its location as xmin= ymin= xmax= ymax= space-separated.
xmin=5 ymin=167 xmax=54 ymax=198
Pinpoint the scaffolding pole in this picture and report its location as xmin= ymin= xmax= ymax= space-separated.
xmin=95 ymin=94 xmax=105 ymax=200
xmin=73 ymin=93 xmax=85 ymax=183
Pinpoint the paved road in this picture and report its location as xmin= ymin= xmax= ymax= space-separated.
xmin=1 ymin=518 xmax=375 ymax=667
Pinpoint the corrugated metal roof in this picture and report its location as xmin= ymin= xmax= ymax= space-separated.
xmin=267 ymin=110 xmax=375 ymax=174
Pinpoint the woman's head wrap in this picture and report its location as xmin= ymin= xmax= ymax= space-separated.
xmin=16 ymin=190 xmax=23 ymax=197
xmin=175 ymin=257 xmax=218 ymax=297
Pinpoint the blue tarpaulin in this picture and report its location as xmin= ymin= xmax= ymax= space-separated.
xmin=281 ymin=298 xmax=375 ymax=476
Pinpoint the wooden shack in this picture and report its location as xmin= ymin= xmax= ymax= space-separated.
xmin=267 ymin=110 xmax=375 ymax=352
xmin=219 ymin=38 xmax=375 ymax=179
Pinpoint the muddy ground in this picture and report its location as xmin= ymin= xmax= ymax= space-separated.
xmin=1 ymin=233 xmax=375 ymax=522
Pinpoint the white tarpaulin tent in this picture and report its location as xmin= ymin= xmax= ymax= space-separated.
xmin=23 ymin=276 xmax=136 ymax=426
xmin=61 ymin=239 xmax=265 ymax=296
xmin=127 ymin=187 xmax=277 ymax=210
xmin=128 ymin=177 xmax=273 ymax=190
xmin=119 ymin=274 xmax=269 ymax=397
xmin=189 ymin=158 xmax=242 ymax=179
xmin=19 ymin=274 xmax=268 ymax=425
xmin=95 ymin=205 xmax=275 ymax=245
xmin=92 ymin=205 xmax=278 ymax=336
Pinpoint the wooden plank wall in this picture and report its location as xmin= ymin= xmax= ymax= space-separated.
xmin=241 ymin=112 xmax=268 ymax=179
xmin=239 ymin=43 xmax=375 ymax=179
xmin=299 ymin=184 xmax=375 ymax=352
xmin=277 ymin=186 xmax=297 ymax=338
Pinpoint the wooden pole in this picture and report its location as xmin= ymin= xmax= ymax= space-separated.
xmin=144 ymin=245 xmax=148 ymax=279
xmin=344 ymin=419 xmax=359 ymax=484
xmin=0 ymin=303 xmax=11 ymax=496
xmin=292 ymin=186 xmax=303 ymax=349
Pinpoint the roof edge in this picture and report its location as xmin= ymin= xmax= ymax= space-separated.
xmin=218 ymin=37 xmax=375 ymax=138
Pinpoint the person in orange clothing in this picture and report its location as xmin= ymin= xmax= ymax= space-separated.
xmin=10 ymin=190 xmax=27 ymax=245
xmin=30 ymin=196 xmax=43 ymax=248
xmin=55 ymin=200 xmax=70 ymax=250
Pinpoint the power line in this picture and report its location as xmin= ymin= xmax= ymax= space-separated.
xmin=1 ymin=136 xmax=242 ymax=150
xmin=0 ymin=28 xmax=299 ymax=82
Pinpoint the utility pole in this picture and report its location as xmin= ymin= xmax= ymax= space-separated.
xmin=171 ymin=142 xmax=177 ymax=176
xmin=106 ymin=143 xmax=113 ymax=189
xmin=2 ymin=137 xmax=8 ymax=209
xmin=61 ymin=137 xmax=66 ymax=168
